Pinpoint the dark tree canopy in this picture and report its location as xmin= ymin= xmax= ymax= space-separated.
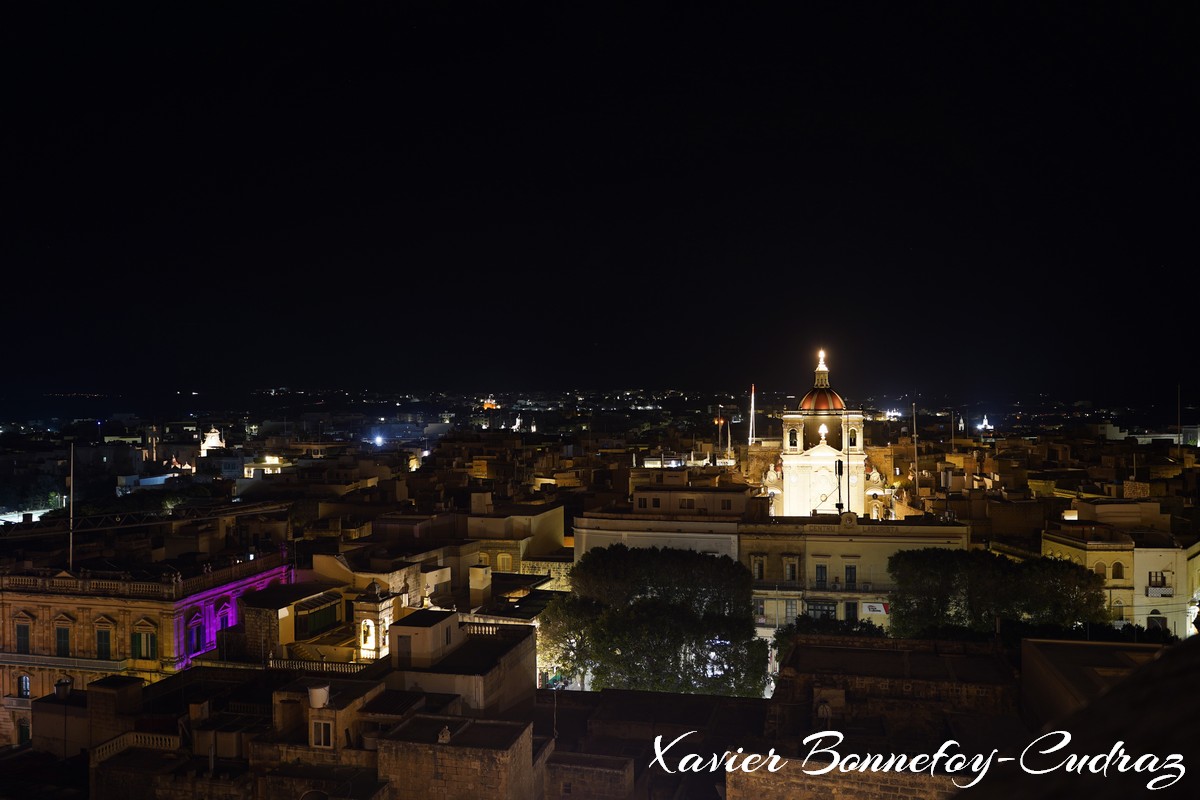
xmin=886 ymin=547 xmax=1109 ymax=639
xmin=539 ymin=544 xmax=768 ymax=697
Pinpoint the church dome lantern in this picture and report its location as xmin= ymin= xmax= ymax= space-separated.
xmin=799 ymin=350 xmax=845 ymax=411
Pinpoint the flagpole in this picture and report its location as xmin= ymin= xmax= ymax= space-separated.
xmin=69 ymin=442 xmax=74 ymax=572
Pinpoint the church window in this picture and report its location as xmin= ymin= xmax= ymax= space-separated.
xmin=1111 ymin=562 xmax=1124 ymax=579
xmin=789 ymin=429 xmax=798 ymax=448
xmin=849 ymin=428 xmax=857 ymax=447
xmin=1094 ymin=563 xmax=1106 ymax=579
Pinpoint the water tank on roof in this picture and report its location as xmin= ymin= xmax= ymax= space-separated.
xmin=308 ymin=683 xmax=330 ymax=709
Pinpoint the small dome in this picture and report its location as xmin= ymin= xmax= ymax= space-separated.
xmin=799 ymin=387 xmax=845 ymax=411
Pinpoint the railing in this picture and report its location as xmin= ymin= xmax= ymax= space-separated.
xmin=1146 ymin=586 xmax=1174 ymax=597
xmin=0 ymin=652 xmax=129 ymax=671
xmin=267 ymin=658 xmax=366 ymax=673
xmin=0 ymin=551 xmax=285 ymax=599
xmin=91 ymin=731 xmax=180 ymax=767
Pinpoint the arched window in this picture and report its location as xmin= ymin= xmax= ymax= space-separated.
xmin=1111 ymin=562 xmax=1124 ymax=579
xmin=17 ymin=674 xmax=31 ymax=699
xmin=1094 ymin=562 xmax=1107 ymax=579
xmin=478 ymin=552 xmax=490 ymax=567
xmin=849 ymin=428 xmax=857 ymax=447
xmin=788 ymin=428 xmax=798 ymax=448
xmin=361 ymin=620 xmax=374 ymax=648
xmin=497 ymin=553 xmax=513 ymax=572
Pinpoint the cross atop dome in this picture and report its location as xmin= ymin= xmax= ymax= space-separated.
xmin=814 ymin=349 xmax=830 ymax=388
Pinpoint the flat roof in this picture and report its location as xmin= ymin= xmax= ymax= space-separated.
xmin=394 ymin=608 xmax=455 ymax=628
xmin=784 ymin=642 xmax=1015 ymax=684
xmin=240 ymin=581 xmax=341 ymax=609
xmin=387 ymin=715 xmax=528 ymax=750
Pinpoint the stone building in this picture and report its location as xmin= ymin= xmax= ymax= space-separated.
xmin=0 ymin=548 xmax=293 ymax=747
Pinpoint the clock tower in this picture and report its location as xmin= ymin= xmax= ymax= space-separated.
xmin=779 ymin=350 xmax=867 ymax=516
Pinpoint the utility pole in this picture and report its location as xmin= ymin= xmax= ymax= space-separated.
xmin=912 ymin=403 xmax=920 ymax=515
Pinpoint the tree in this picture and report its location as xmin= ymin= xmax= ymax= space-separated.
xmin=886 ymin=547 xmax=1108 ymax=638
xmin=538 ymin=544 xmax=769 ymax=697
xmin=537 ymin=594 xmax=597 ymax=688
xmin=886 ymin=547 xmax=963 ymax=637
xmin=1014 ymin=556 xmax=1108 ymax=626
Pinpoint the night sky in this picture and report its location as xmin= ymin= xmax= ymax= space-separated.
xmin=6 ymin=2 xmax=1197 ymax=415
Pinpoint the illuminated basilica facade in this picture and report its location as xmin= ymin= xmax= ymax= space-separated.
xmin=777 ymin=351 xmax=868 ymax=517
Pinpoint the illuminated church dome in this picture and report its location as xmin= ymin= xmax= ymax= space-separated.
xmin=798 ymin=350 xmax=845 ymax=411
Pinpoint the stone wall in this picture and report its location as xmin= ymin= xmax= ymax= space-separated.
xmin=544 ymin=754 xmax=633 ymax=799
xmin=726 ymin=759 xmax=962 ymax=800
xmin=378 ymin=727 xmax=534 ymax=800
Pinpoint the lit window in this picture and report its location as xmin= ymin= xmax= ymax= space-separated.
xmin=17 ymin=675 xmax=31 ymax=699
xmin=312 ymin=720 xmax=333 ymax=748
xmin=132 ymin=630 xmax=158 ymax=659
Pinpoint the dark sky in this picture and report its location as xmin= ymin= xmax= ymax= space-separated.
xmin=5 ymin=2 xmax=1197 ymax=415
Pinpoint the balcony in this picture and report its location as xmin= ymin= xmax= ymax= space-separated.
xmin=0 ymin=652 xmax=130 ymax=671
xmin=1146 ymin=586 xmax=1174 ymax=597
